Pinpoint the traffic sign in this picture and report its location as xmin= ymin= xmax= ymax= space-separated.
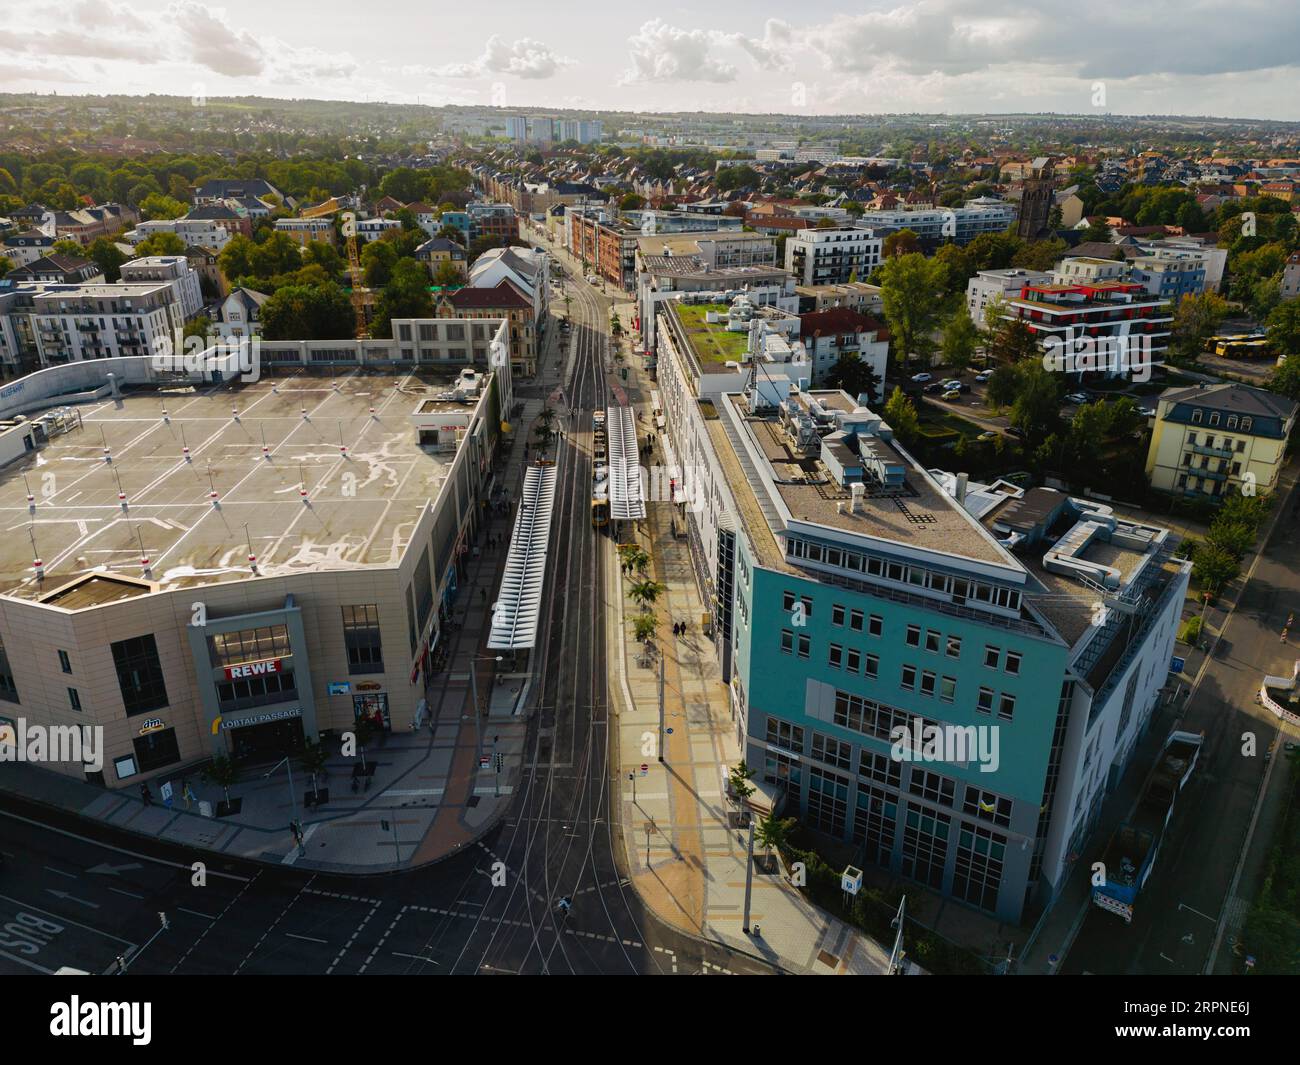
xmin=479 ymin=755 xmax=490 ymax=769
xmin=639 ymin=763 xmax=648 ymax=776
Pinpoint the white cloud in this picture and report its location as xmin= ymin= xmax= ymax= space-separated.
xmin=435 ymin=35 xmax=574 ymax=80
xmin=167 ymin=1 xmax=268 ymax=78
xmin=620 ymin=19 xmax=738 ymax=84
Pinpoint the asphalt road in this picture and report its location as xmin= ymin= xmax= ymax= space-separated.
xmin=1062 ymin=485 xmax=1300 ymax=975
xmin=0 ymin=266 xmax=772 ymax=977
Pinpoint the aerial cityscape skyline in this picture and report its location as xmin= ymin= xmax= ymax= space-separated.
xmin=1 ymin=1 xmax=1298 ymax=120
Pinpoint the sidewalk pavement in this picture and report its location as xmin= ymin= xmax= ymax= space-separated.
xmin=0 ymin=398 xmax=552 ymax=875
xmin=607 ymin=377 xmax=891 ymax=975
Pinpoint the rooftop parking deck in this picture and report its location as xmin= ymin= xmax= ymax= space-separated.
xmin=0 ymin=368 xmax=479 ymax=602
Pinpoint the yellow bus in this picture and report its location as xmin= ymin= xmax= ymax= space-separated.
xmin=591 ymin=498 xmax=609 ymax=527
xmin=1211 ymin=334 xmax=1270 ymax=358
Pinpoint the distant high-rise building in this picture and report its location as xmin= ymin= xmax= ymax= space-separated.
xmin=1017 ymin=157 xmax=1056 ymax=239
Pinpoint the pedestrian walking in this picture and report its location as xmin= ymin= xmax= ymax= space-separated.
xmin=181 ymin=777 xmax=194 ymax=810
xmin=139 ymin=781 xmax=153 ymax=807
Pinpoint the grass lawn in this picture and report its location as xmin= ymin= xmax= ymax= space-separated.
xmin=919 ymin=407 xmax=985 ymax=440
xmin=673 ymin=303 xmax=750 ymax=365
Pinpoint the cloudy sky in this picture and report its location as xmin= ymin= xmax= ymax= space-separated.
xmin=2 ymin=0 xmax=1297 ymax=119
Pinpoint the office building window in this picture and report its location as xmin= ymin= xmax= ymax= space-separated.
xmin=209 ymin=625 xmax=291 ymax=669
xmin=111 ymin=634 xmax=168 ymax=716
xmin=920 ymin=670 xmax=936 ymax=696
xmin=853 ymin=784 xmax=897 ymax=866
xmin=924 ymin=630 xmax=940 ymax=653
xmin=954 ymin=824 xmax=1005 ymax=913
xmin=68 ymin=687 xmax=81 ymax=712
xmin=908 ymin=767 xmax=955 ymax=807
xmin=797 ymin=634 xmax=810 ymax=659
xmin=868 ymin=615 xmax=883 ymax=637
xmin=58 ymin=650 xmax=72 ymax=674
xmin=998 ymin=693 xmax=1016 ymax=722
xmin=906 ymin=624 xmax=921 ymax=647
xmin=846 ymin=648 xmax=861 ymax=674
xmin=0 ymin=634 xmax=18 ymax=703
xmin=766 ymin=719 xmax=804 ymax=752
xmin=812 ymin=731 xmax=852 ymax=771
xmin=1004 ymin=651 xmax=1022 ymax=676
xmin=808 ymin=766 xmax=849 ymax=836
xmin=902 ymin=803 xmax=950 ymax=889
xmin=940 ymin=676 xmax=956 ymax=703
xmin=946 ymin=635 xmax=962 ymax=658
xmin=963 ymin=787 xmax=1013 ymax=827
xmin=832 ymin=604 xmax=845 ymax=627
xmin=342 ymin=605 xmax=384 ymax=675
xmin=901 ymin=665 xmax=916 ymax=690
xmin=864 ymin=653 xmax=879 ymax=679
xmin=781 ymin=629 xmax=793 ymax=654
xmin=849 ymin=609 xmax=864 ymax=632
xmin=977 ymin=687 xmax=994 ymax=715
xmin=984 ymin=645 xmax=1000 ymax=668
xmin=828 ymin=644 xmax=843 ymax=669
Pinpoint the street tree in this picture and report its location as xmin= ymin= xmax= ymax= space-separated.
xmin=879 ymin=252 xmax=949 ymax=366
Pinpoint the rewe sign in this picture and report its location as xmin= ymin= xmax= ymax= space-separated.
xmin=224 ymin=658 xmax=283 ymax=681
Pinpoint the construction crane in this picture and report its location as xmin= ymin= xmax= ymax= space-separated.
xmin=341 ymin=210 xmax=374 ymax=339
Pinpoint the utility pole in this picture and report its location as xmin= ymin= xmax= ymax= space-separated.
xmin=742 ymin=816 xmax=756 ymax=934
xmin=657 ymin=654 xmax=665 ymax=763
xmin=888 ymin=895 xmax=908 ymax=975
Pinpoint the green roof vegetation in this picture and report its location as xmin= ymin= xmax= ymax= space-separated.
xmin=673 ymin=302 xmax=751 ymax=365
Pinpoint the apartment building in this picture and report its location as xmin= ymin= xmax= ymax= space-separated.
xmin=127 ymin=216 xmax=231 ymax=252
xmin=568 ymin=207 xmax=640 ymax=290
xmin=654 ymin=299 xmax=1189 ymax=922
xmin=466 ymin=202 xmax=519 ymax=245
xmin=795 ymin=281 xmax=885 ymax=317
xmin=797 ymin=307 xmax=889 ymax=400
xmin=785 ymin=227 xmax=884 ymax=287
xmin=5 ymin=255 xmax=104 ymax=285
xmin=854 ymin=199 xmax=1017 ymax=246
xmin=0 ymin=321 xmax=512 ymax=787
xmin=997 ymin=267 xmax=1174 ymax=369
xmin=118 ymin=256 xmax=203 ymax=321
xmin=356 ymin=217 xmax=403 ymax=244
xmin=51 ymin=203 xmax=139 ymax=245
xmin=274 ymin=217 xmax=337 ymax=247
xmin=2 ymin=230 xmax=56 ymax=267
xmin=965 ymin=269 xmax=1053 ymax=323
xmin=1145 ymin=383 xmax=1297 ymax=500
xmin=436 ymin=280 xmax=536 ymax=376
xmin=30 ymin=283 xmax=184 ymax=363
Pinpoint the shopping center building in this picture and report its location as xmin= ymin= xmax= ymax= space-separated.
xmin=0 ymin=319 xmax=512 ymax=787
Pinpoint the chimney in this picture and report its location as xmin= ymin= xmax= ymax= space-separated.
xmin=850 ymin=481 xmax=866 ymax=514
xmin=955 ymin=472 xmax=969 ymax=505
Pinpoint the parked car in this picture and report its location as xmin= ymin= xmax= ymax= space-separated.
xmin=941 ymin=389 xmax=962 ymax=402
xmin=1065 ymin=392 xmax=1090 ymax=404
xmin=911 ymin=372 xmax=933 ymax=384
xmin=924 ymin=381 xmax=945 ymax=394
xmin=1007 ymin=426 xmax=1028 ymax=440
xmin=1138 ymin=406 xmax=1156 ymax=417
xmin=941 ymin=379 xmax=962 ymax=390
xmin=974 ymin=370 xmax=993 ymax=382
xmin=977 ymin=431 xmax=999 ymax=442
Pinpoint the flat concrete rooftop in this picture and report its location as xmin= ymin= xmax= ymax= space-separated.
xmin=0 ymin=368 xmax=477 ymax=603
xmin=727 ymin=396 xmax=1011 ymax=567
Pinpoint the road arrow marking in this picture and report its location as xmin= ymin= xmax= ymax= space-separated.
xmin=86 ymin=862 xmax=143 ymax=877
xmin=45 ymin=889 xmax=99 ymax=909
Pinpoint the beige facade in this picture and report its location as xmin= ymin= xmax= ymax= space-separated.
xmin=0 ymin=324 xmax=512 ymax=789
xmin=1145 ymin=384 xmax=1297 ymax=499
